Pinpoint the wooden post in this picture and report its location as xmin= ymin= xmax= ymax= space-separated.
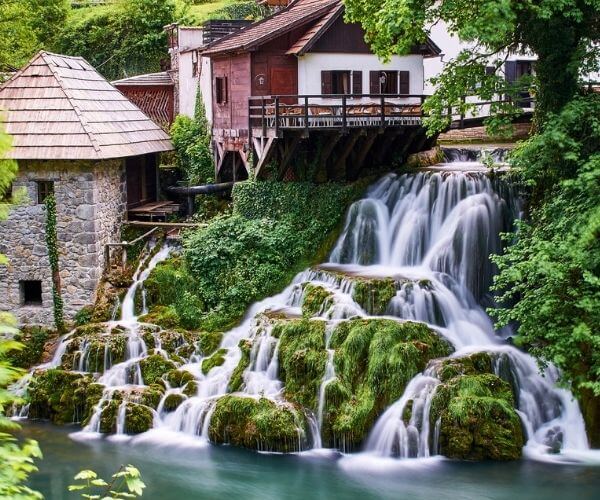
xmin=342 ymin=94 xmax=347 ymax=133
xmin=122 ymin=246 xmax=127 ymax=272
xmin=261 ymin=97 xmax=266 ymax=137
xmin=380 ymin=95 xmax=385 ymax=128
xmin=274 ymin=96 xmax=280 ymax=137
xmin=304 ymin=95 xmax=309 ymax=137
xmin=460 ymin=95 xmax=466 ymax=129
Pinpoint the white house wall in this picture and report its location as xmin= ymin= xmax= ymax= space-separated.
xmin=199 ymin=56 xmax=213 ymax=124
xmin=298 ymin=53 xmax=424 ymax=103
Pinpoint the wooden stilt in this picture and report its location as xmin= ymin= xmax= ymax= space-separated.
xmin=277 ymin=134 xmax=302 ymax=181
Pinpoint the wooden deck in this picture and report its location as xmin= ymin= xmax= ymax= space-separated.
xmin=128 ymin=201 xmax=180 ymax=222
xmin=249 ymin=93 xmax=426 ymax=138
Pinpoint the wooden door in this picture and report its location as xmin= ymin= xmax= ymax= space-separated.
xmin=270 ymin=66 xmax=297 ymax=104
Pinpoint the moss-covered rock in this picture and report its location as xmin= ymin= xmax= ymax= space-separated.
xmin=27 ymin=369 xmax=100 ymax=425
xmin=273 ymin=319 xmax=327 ymax=411
xmin=352 ymin=278 xmax=397 ymax=315
xmin=198 ymin=331 xmax=224 ymax=356
xmin=430 ymin=373 xmax=523 ymax=460
xmin=125 ymin=403 xmax=154 ymax=434
xmin=139 ymin=355 xmax=176 ymax=385
xmin=301 ymin=284 xmax=333 ymax=318
xmin=139 ymin=306 xmax=181 ymax=330
xmin=7 ymin=326 xmax=53 ymax=369
xmin=228 ymin=339 xmax=253 ymax=392
xmin=209 ymin=395 xmax=307 ymax=453
xmin=435 ymin=352 xmax=494 ymax=382
xmin=165 ymin=369 xmax=195 ymax=388
xmin=138 ymin=384 xmax=165 ymax=409
xmin=183 ymin=381 xmax=199 ymax=397
xmin=322 ymin=318 xmax=452 ymax=450
xmin=163 ymin=393 xmax=186 ymax=412
xmin=202 ymin=349 xmax=227 ymax=375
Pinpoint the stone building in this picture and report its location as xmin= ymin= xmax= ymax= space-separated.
xmin=0 ymin=52 xmax=172 ymax=327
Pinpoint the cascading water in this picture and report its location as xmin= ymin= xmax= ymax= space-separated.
xmin=16 ymin=151 xmax=598 ymax=465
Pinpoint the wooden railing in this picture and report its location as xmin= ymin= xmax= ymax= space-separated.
xmin=249 ymin=93 xmax=427 ymax=137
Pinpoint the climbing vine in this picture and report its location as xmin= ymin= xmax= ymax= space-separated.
xmin=44 ymin=194 xmax=64 ymax=333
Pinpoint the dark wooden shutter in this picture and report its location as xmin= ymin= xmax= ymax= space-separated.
xmin=224 ymin=77 xmax=228 ymax=103
xmin=399 ymin=71 xmax=410 ymax=94
xmin=505 ymin=61 xmax=517 ymax=83
xmin=370 ymin=71 xmax=380 ymax=94
xmin=387 ymin=71 xmax=399 ymax=94
xmin=352 ymin=71 xmax=362 ymax=95
xmin=321 ymin=71 xmax=332 ymax=94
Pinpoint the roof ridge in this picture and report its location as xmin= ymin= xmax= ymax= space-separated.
xmin=40 ymin=52 xmax=101 ymax=154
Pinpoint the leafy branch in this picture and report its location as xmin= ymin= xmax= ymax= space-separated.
xmin=69 ymin=464 xmax=146 ymax=499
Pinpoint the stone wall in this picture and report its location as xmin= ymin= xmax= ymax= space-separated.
xmin=0 ymin=159 xmax=126 ymax=327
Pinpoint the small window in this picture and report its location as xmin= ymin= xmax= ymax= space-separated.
xmin=20 ymin=280 xmax=42 ymax=306
xmin=37 ymin=181 xmax=54 ymax=204
xmin=216 ymin=77 xmax=228 ymax=104
xmin=331 ymin=71 xmax=351 ymax=94
xmin=192 ymin=50 xmax=199 ymax=78
xmin=370 ymin=71 xmax=400 ymax=94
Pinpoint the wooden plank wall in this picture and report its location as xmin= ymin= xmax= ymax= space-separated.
xmin=212 ymin=53 xmax=251 ymax=132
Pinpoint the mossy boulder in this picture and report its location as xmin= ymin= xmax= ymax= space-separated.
xmin=165 ymin=369 xmax=195 ymax=388
xmin=321 ymin=318 xmax=452 ymax=450
xmin=163 ymin=393 xmax=186 ymax=412
xmin=139 ymin=306 xmax=180 ymax=330
xmin=228 ymin=339 xmax=253 ymax=392
xmin=198 ymin=331 xmax=224 ymax=356
xmin=301 ymin=284 xmax=333 ymax=318
xmin=352 ymin=278 xmax=397 ymax=315
xmin=430 ymin=373 xmax=523 ymax=460
xmin=138 ymin=384 xmax=165 ymax=409
xmin=125 ymin=403 xmax=154 ymax=434
xmin=139 ymin=355 xmax=176 ymax=385
xmin=28 ymin=369 xmax=101 ymax=425
xmin=435 ymin=352 xmax=494 ymax=382
xmin=6 ymin=326 xmax=53 ymax=369
xmin=202 ymin=349 xmax=227 ymax=375
xmin=273 ymin=319 xmax=327 ymax=411
xmin=209 ymin=395 xmax=307 ymax=453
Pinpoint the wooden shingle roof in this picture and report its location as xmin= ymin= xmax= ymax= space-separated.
xmin=286 ymin=2 xmax=343 ymax=56
xmin=0 ymin=52 xmax=172 ymax=160
xmin=203 ymin=0 xmax=340 ymax=56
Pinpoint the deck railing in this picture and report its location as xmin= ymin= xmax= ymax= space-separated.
xmin=249 ymin=93 xmax=427 ymax=137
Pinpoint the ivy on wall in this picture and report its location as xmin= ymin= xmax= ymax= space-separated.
xmin=44 ymin=194 xmax=64 ymax=332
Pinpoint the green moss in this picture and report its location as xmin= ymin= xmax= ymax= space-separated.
xmin=199 ymin=331 xmax=224 ymax=356
xmin=436 ymin=352 xmax=494 ymax=382
xmin=228 ymin=339 xmax=253 ymax=393
xmin=139 ymin=355 xmax=176 ymax=385
xmin=165 ymin=370 xmax=195 ymax=388
xmin=125 ymin=403 xmax=154 ymax=434
xmin=138 ymin=384 xmax=165 ymax=409
xmin=163 ymin=393 xmax=186 ymax=412
xmin=430 ymin=373 xmax=523 ymax=460
xmin=209 ymin=395 xmax=307 ymax=453
xmin=322 ymin=319 xmax=452 ymax=450
xmin=301 ymin=284 xmax=333 ymax=318
xmin=183 ymin=381 xmax=199 ymax=397
xmin=274 ymin=319 xmax=327 ymax=411
xmin=139 ymin=306 xmax=181 ymax=329
xmin=352 ymin=278 xmax=397 ymax=315
xmin=74 ymin=305 xmax=94 ymax=326
xmin=27 ymin=369 xmax=99 ymax=425
xmin=202 ymin=349 xmax=227 ymax=375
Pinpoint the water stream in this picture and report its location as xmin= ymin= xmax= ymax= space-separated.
xmin=17 ymin=153 xmax=600 ymax=465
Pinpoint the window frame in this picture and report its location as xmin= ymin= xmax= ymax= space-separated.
xmin=215 ymin=76 xmax=228 ymax=105
xmin=20 ymin=280 xmax=43 ymax=306
xmin=36 ymin=180 xmax=54 ymax=204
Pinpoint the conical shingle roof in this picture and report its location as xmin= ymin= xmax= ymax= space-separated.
xmin=0 ymin=51 xmax=172 ymax=160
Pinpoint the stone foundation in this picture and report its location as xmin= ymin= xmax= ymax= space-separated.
xmin=0 ymin=159 xmax=126 ymax=327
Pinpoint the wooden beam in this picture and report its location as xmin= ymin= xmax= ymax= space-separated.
xmin=277 ymin=134 xmax=303 ymax=181
xmin=331 ymin=131 xmax=360 ymax=181
xmin=254 ymin=137 xmax=276 ymax=179
xmin=348 ymin=131 xmax=378 ymax=180
xmin=372 ymin=128 xmax=404 ymax=165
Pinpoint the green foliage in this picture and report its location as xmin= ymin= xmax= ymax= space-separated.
xmin=56 ymin=0 xmax=181 ymax=80
xmin=74 ymin=306 xmax=94 ymax=327
xmin=344 ymin=0 xmax=600 ymax=131
xmin=491 ymin=98 xmax=600 ymax=401
xmin=183 ymin=180 xmax=364 ymax=329
xmin=301 ymin=284 xmax=333 ymax=318
xmin=352 ymin=278 xmax=397 ymax=315
xmin=69 ymin=464 xmax=146 ymax=499
xmin=227 ymin=339 xmax=252 ymax=392
xmin=209 ymin=395 xmax=306 ymax=452
xmin=210 ymin=0 xmax=269 ymax=20
xmin=170 ymin=106 xmax=214 ymax=185
xmin=45 ymin=194 xmax=65 ymax=332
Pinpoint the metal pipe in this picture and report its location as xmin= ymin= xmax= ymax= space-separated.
xmin=166 ymin=181 xmax=238 ymax=196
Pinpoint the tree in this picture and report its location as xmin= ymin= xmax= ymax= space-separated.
xmin=56 ymin=0 xmax=183 ymax=80
xmin=344 ymin=0 xmax=600 ymax=132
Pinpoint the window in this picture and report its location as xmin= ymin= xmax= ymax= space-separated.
xmin=37 ymin=181 xmax=54 ymax=204
xmin=20 ymin=280 xmax=42 ymax=306
xmin=321 ymin=71 xmax=351 ymax=95
xmin=192 ymin=50 xmax=199 ymax=78
xmin=216 ymin=76 xmax=228 ymax=104
xmin=369 ymin=71 xmax=410 ymax=95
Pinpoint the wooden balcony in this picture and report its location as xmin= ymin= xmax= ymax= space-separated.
xmin=249 ymin=93 xmax=426 ymax=138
